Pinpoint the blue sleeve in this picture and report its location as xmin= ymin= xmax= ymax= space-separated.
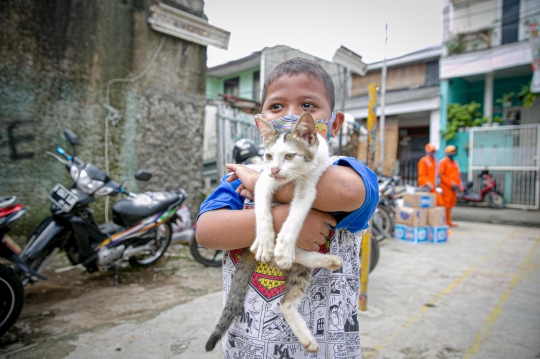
xmin=197 ymin=174 xmax=244 ymax=220
xmin=332 ymin=157 xmax=379 ymax=233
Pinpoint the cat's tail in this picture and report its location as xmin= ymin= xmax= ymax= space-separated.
xmin=205 ymin=249 xmax=257 ymax=352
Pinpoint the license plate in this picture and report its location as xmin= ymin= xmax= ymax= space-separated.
xmin=2 ymin=235 xmax=22 ymax=255
xmin=48 ymin=184 xmax=79 ymax=213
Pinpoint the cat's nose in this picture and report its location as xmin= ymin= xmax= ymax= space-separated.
xmin=271 ymin=168 xmax=280 ymax=176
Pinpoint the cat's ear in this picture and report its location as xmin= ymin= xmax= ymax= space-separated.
xmin=255 ymin=115 xmax=276 ymax=140
xmin=292 ymin=112 xmax=317 ymax=146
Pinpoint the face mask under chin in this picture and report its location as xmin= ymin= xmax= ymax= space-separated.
xmin=265 ymin=113 xmax=337 ymax=140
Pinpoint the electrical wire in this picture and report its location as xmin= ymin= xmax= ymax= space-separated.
xmin=102 ymin=35 xmax=166 ymax=222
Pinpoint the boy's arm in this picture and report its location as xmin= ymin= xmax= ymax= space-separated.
xmin=226 ymin=158 xmax=378 ymax=231
xmin=197 ymin=205 xmax=336 ymax=251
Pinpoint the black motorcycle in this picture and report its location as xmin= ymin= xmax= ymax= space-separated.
xmin=18 ymin=130 xmax=184 ymax=286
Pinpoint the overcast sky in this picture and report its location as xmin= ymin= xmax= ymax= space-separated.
xmin=204 ymin=0 xmax=445 ymax=68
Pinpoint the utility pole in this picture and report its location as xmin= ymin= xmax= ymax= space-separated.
xmin=379 ymin=23 xmax=388 ymax=175
xmin=338 ymin=66 xmax=347 ymax=156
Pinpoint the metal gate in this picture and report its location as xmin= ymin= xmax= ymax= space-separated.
xmin=216 ymin=104 xmax=262 ymax=179
xmin=468 ymin=124 xmax=540 ymax=209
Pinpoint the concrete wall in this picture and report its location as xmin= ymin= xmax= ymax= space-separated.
xmin=0 ymin=0 xmax=207 ymax=237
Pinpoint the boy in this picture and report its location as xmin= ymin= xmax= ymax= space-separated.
xmin=197 ymin=57 xmax=378 ymax=359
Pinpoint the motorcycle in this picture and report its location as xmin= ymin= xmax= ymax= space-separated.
xmin=458 ymin=170 xmax=505 ymax=209
xmin=168 ymin=190 xmax=223 ymax=267
xmin=17 ymin=129 xmax=184 ymax=286
xmin=372 ymin=174 xmax=405 ymax=241
xmin=0 ymin=196 xmax=43 ymax=335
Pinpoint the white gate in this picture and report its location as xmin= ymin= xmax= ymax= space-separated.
xmin=468 ymin=124 xmax=540 ymax=209
xmin=216 ymin=104 xmax=262 ymax=179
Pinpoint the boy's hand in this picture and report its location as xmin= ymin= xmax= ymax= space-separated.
xmin=226 ymin=164 xmax=260 ymax=199
xmin=296 ymin=208 xmax=337 ymax=252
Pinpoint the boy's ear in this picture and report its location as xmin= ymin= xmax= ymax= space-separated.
xmin=292 ymin=112 xmax=317 ymax=146
xmin=330 ymin=112 xmax=345 ymax=138
xmin=255 ymin=115 xmax=276 ymax=140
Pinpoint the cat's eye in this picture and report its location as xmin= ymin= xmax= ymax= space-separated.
xmin=265 ymin=154 xmax=273 ymax=161
xmin=285 ymin=154 xmax=296 ymax=160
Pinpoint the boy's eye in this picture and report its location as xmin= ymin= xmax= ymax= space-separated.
xmin=269 ymin=104 xmax=283 ymax=110
xmin=301 ymin=103 xmax=316 ymax=110
xmin=265 ymin=154 xmax=273 ymax=161
xmin=285 ymin=153 xmax=296 ymax=160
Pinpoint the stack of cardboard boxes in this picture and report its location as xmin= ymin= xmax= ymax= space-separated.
xmin=394 ymin=192 xmax=448 ymax=244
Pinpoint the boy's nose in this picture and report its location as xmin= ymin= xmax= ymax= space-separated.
xmin=271 ymin=168 xmax=280 ymax=176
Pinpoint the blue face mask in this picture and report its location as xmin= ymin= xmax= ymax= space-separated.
xmin=448 ymin=154 xmax=456 ymax=160
xmin=265 ymin=113 xmax=337 ymax=140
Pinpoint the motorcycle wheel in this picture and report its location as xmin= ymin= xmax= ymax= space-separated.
xmin=129 ymin=222 xmax=172 ymax=267
xmin=189 ymin=232 xmax=223 ymax=267
xmin=359 ymin=236 xmax=379 ymax=273
xmin=487 ymin=192 xmax=505 ymax=209
xmin=0 ymin=265 xmax=24 ymax=336
xmin=377 ymin=204 xmax=394 ymax=235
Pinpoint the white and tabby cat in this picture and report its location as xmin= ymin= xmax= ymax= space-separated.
xmin=206 ymin=112 xmax=342 ymax=354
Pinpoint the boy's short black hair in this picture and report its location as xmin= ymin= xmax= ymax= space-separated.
xmin=261 ymin=57 xmax=335 ymax=111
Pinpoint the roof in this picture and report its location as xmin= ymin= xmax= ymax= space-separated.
xmin=207 ymin=51 xmax=262 ymax=77
xmin=367 ymin=44 xmax=443 ymax=71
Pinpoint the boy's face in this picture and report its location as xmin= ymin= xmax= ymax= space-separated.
xmin=261 ymin=73 xmax=344 ymax=139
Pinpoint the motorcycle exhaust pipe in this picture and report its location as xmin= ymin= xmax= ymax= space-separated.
xmin=122 ymin=241 xmax=156 ymax=261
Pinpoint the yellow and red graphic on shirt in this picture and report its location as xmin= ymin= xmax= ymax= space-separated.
xmin=230 ymin=229 xmax=334 ymax=301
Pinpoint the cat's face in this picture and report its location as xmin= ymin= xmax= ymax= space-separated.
xmin=256 ymin=113 xmax=322 ymax=183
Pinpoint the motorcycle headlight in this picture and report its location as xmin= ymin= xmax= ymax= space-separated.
xmin=70 ymin=165 xmax=80 ymax=182
xmin=77 ymin=170 xmax=105 ymax=194
xmin=94 ymin=186 xmax=113 ymax=196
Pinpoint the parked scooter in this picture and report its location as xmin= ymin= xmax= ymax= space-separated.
xmin=0 ymin=196 xmax=44 ymax=335
xmin=458 ymin=170 xmax=505 ymax=208
xmin=168 ymin=189 xmax=223 ymax=267
xmin=17 ymin=130 xmax=184 ymax=286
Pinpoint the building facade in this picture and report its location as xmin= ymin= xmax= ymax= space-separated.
xmin=440 ymin=0 xmax=540 ymax=208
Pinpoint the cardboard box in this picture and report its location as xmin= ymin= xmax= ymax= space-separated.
xmin=394 ymin=207 xmax=427 ymax=227
xmin=429 ymin=225 xmax=449 ymax=244
xmin=394 ymin=224 xmax=429 ymax=244
xmin=427 ymin=207 xmax=446 ymax=226
xmin=403 ymin=192 xmax=437 ymax=209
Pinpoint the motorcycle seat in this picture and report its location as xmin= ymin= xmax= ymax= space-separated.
xmin=112 ymin=191 xmax=179 ymax=219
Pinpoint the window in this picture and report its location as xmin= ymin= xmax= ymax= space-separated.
xmin=501 ymin=0 xmax=519 ymax=45
xmin=224 ymin=77 xmax=239 ymax=97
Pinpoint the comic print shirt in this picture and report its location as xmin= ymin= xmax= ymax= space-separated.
xmin=198 ymin=156 xmax=379 ymax=359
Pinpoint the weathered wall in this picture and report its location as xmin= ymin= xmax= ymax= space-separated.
xmin=0 ymin=0 xmax=207 ymax=237
xmin=351 ymin=63 xmax=428 ymax=97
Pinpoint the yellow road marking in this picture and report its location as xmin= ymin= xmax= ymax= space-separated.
xmin=373 ymin=229 xmax=519 ymax=353
xmin=462 ymin=235 xmax=540 ymax=359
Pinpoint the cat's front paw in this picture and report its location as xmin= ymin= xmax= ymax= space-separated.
xmin=274 ymin=233 xmax=295 ymax=269
xmin=251 ymin=233 xmax=275 ymax=263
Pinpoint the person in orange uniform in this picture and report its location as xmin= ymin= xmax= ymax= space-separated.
xmin=438 ymin=145 xmax=463 ymax=227
xmin=417 ymin=143 xmax=445 ymax=206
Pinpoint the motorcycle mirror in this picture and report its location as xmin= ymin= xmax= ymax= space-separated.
xmin=64 ymin=130 xmax=79 ymax=146
xmin=134 ymin=170 xmax=152 ymax=182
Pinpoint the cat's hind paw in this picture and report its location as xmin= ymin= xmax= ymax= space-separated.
xmin=325 ymin=255 xmax=343 ymax=271
xmin=302 ymin=340 xmax=320 ymax=354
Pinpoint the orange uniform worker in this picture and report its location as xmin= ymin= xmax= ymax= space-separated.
xmin=438 ymin=145 xmax=463 ymax=227
xmin=417 ymin=143 xmax=445 ymax=206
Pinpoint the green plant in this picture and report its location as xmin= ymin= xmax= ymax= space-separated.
xmin=496 ymin=92 xmax=514 ymax=108
xmin=493 ymin=116 xmax=502 ymax=124
xmin=447 ymin=34 xmax=466 ymax=55
xmin=518 ymin=82 xmax=539 ymax=107
xmin=443 ymin=102 xmax=483 ymax=141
